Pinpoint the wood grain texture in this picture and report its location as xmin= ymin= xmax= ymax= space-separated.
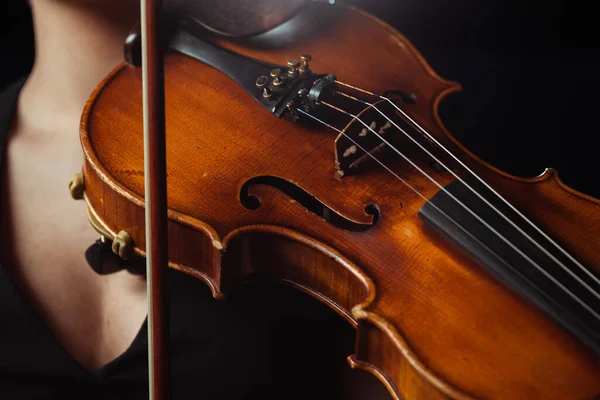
xmin=79 ymin=3 xmax=600 ymax=399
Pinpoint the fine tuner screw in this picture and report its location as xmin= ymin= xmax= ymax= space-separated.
xmin=299 ymin=54 xmax=312 ymax=75
xmin=255 ymin=75 xmax=269 ymax=89
xmin=270 ymin=68 xmax=284 ymax=86
xmin=287 ymin=58 xmax=300 ymax=77
xmin=256 ymin=75 xmax=273 ymax=99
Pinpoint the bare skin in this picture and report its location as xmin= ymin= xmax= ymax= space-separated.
xmin=0 ymin=3 xmax=393 ymax=397
xmin=1 ymin=0 xmax=146 ymax=372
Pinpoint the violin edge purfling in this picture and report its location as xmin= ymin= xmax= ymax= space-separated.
xmin=77 ymin=2 xmax=600 ymax=399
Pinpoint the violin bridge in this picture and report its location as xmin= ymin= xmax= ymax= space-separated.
xmin=334 ymin=101 xmax=399 ymax=178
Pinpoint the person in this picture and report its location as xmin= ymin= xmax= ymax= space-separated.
xmin=0 ymin=1 xmax=385 ymax=399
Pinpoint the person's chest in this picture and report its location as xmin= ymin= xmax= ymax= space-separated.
xmin=1 ymin=122 xmax=148 ymax=373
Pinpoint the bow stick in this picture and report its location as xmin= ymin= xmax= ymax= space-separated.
xmin=140 ymin=0 xmax=171 ymax=398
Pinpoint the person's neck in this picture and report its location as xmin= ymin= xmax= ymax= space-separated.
xmin=17 ymin=1 xmax=139 ymax=134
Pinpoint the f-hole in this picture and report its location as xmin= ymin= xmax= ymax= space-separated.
xmin=240 ymin=176 xmax=379 ymax=232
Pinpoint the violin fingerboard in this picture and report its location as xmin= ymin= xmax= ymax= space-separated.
xmin=420 ymin=176 xmax=600 ymax=356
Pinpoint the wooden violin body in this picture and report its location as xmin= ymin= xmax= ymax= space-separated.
xmin=76 ymin=3 xmax=600 ymax=399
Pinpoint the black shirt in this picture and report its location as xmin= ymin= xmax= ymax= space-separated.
xmin=0 ymin=78 xmax=358 ymax=400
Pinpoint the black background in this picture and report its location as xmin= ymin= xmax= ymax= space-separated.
xmin=1 ymin=0 xmax=596 ymax=198
xmin=0 ymin=1 xmax=597 ymax=396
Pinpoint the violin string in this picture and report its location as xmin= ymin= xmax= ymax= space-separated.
xmin=334 ymin=90 xmax=600 ymax=298
xmin=319 ymin=99 xmax=600 ymax=305
xmin=335 ymin=80 xmax=600 ymax=288
xmin=296 ymin=107 xmax=600 ymax=319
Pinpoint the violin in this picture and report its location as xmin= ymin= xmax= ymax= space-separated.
xmin=69 ymin=0 xmax=600 ymax=398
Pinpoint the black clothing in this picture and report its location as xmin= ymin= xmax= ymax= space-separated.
xmin=0 ymin=78 xmax=357 ymax=400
